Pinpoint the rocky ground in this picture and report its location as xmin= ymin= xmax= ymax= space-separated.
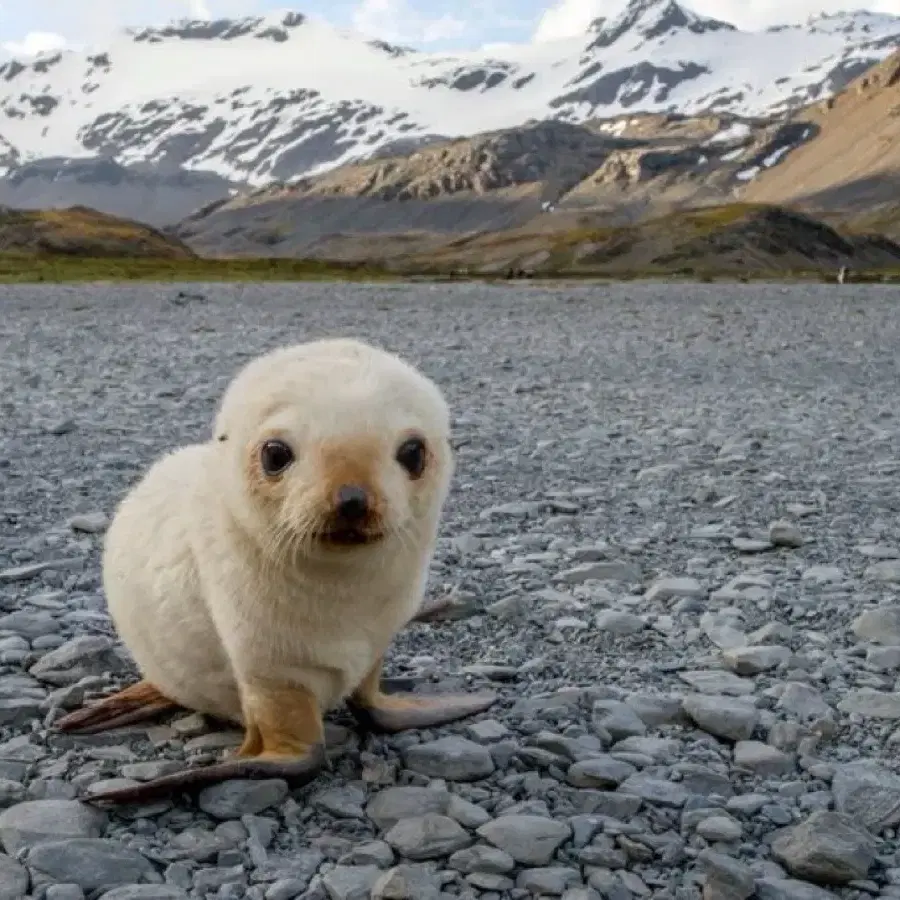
xmin=1 ymin=280 xmax=900 ymax=900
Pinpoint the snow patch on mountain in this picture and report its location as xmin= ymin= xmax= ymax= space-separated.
xmin=0 ymin=1 xmax=897 ymax=186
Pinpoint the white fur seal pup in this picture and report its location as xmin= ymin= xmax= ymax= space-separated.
xmin=56 ymin=337 xmax=497 ymax=804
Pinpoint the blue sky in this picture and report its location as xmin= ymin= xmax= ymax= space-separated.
xmin=2 ymin=1 xmax=900 ymax=56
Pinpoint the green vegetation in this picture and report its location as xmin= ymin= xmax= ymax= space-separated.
xmin=658 ymin=203 xmax=772 ymax=231
xmin=2 ymin=200 xmax=899 ymax=286
xmin=0 ymin=253 xmax=395 ymax=284
xmin=0 ymin=206 xmax=196 ymax=259
xmin=2 ymin=251 xmax=897 ymax=286
xmin=0 ymin=205 xmax=394 ymax=282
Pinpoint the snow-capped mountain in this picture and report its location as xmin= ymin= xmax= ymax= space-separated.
xmin=0 ymin=0 xmax=898 ymax=188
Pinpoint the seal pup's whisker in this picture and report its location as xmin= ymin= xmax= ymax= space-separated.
xmin=394 ymin=521 xmax=422 ymax=558
xmin=58 ymin=337 xmax=498 ymax=805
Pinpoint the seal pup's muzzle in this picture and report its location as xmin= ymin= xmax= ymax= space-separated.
xmin=317 ymin=483 xmax=383 ymax=546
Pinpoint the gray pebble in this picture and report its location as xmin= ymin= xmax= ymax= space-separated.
xmin=0 ymin=798 xmax=107 ymax=856
xmin=384 ymin=813 xmax=472 ymax=860
xmin=722 ymin=645 xmax=790 ymax=675
xmin=567 ymin=755 xmax=636 ymax=788
xmin=831 ymin=760 xmax=900 ymax=831
xmin=682 ymin=694 xmax=760 ymax=741
xmin=26 ymin=838 xmax=158 ymax=891
xmin=697 ymin=848 xmax=755 ymax=900
xmin=0 ymin=852 xmax=28 ymax=900
xmin=197 ymin=779 xmax=289 ymax=819
xmin=852 ymin=606 xmax=900 ymax=645
xmin=477 ymin=814 xmax=571 ymax=866
xmin=320 ymin=864 xmax=381 ymax=900
xmin=771 ymin=810 xmax=876 ymax=885
xmin=733 ymin=741 xmax=794 ymax=776
xmin=98 ymin=888 xmax=190 ymax=900
xmin=44 ymin=888 xmax=85 ymax=900
xmin=403 ymin=736 xmax=495 ymax=781
xmin=695 ymin=815 xmax=743 ymax=842
xmin=366 ymin=787 xmax=450 ymax=830
xmin=68 ymin=512 xmax=110 ymax=534
xmin=371 ymin=863 xmax=443 ymax=899
xmin=619 ymin=772 xmax=689 ymax=808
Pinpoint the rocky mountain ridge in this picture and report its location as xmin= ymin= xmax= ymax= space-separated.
xmin=174 ymin=47 xmax=900 ymax=258
xmin=172 ymin=111 xmax=816 ymax=255
xmin=0 ymin=0 xmax=898 ymax=194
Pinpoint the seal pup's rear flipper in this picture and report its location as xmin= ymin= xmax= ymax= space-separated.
xmin=82 ymin=743 xmax=328 ymax=806
xmin=84 ymin=680 xmax=330 ymax=805
xmin=348 ymin=690 xmax=499 ymax=734
xmin=55 ymin=680 xmax=178 ymax=734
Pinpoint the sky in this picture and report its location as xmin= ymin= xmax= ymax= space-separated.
xmin=2 ymin=0 xmax=900 ymax=57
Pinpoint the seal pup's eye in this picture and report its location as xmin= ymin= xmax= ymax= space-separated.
xmin=259 ymin=439 xmax=294 ymax=476
xmin=395 ymin=437 xmax=427 ymax=479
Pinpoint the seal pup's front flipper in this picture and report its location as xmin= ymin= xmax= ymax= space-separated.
xmin=347 ymin=656 xmax=498 ymax=734
xmin=55 ymin=680 xmax=178 ymax=734
xmin=83 ymin=680 xmax=329 ymax=805
xmin=348 ymin=691 xmax=499 ymax=734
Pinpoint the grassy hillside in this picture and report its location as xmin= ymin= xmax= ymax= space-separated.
xmin=3 ymin=201 xmax=898 ymax=284
xmin=0 ymin=205 xmax=197 ymax=258
xmin=0 ymin=204 xmax=393 ymax=282
xmin=0 ymin=254 xmax=392 ymax=284
xmin=385 ymin=203 xmax=900 ymax=278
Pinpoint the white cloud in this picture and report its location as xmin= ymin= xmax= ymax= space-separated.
xmin=351 ymin=0 xmax=464 ymax=43
xmin=0 ymin=0 xmax=468 ymax=58
xmin=351 ymin=0 xmax=467 ymax=43
xmin=533 ymin=0 xmax=612 ymax=41
xmin=1 ymin=1 xmax=258 ymax=56
xmin=189 ymin=0 xmax=213 ymax=16
xmin=533 ymin=0 xmax=900 ymax=41
xmin=2 ymin=30 xmax=68 ymax=57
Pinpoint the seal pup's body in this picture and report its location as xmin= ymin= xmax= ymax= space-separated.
xmin=57 ymin=338 xmax=496 ymax=803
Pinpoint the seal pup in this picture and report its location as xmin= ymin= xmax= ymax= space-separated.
xmin=56 ymin=337 xmax=497 ymax=804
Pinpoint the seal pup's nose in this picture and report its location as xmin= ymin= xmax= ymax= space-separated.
xmin=334 ymin=485 xmax=369 ymax=522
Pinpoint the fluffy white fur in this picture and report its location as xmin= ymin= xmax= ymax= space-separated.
xmin=101 ymin=337 xmax=454 ymax=722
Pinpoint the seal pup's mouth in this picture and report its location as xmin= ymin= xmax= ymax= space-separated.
xmin=317 ymin=527 xmax=384 ymax=547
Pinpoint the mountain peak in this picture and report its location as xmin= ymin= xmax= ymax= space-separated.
xmin=588 ymin=0 xmax=735 ymax=49
xmin=0 ymin=2 xmax=897 ymax=189
xmin=127 ymin=10 xmax=307 ymax=45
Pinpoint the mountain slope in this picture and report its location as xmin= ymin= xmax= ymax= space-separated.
xmin=393 ymin=204 xmax=900 ymax=276
xmin=0 ymin=157 xmax=238 ymax=227
xmin=172 ymin=113 xmax=818 ymax=255
xmin=0 ymin=206 xmax=195 ymax=258
xmin=741 ymin=49 xmax=900 ymax=219
xmin=1 ymin=1 xmax=898 ymax=187
xmin=182 ymin=202 xmax=900 ymax=276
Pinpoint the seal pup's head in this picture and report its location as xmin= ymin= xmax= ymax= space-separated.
xmin=212 ymin=338 xmax=453 ymax=564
